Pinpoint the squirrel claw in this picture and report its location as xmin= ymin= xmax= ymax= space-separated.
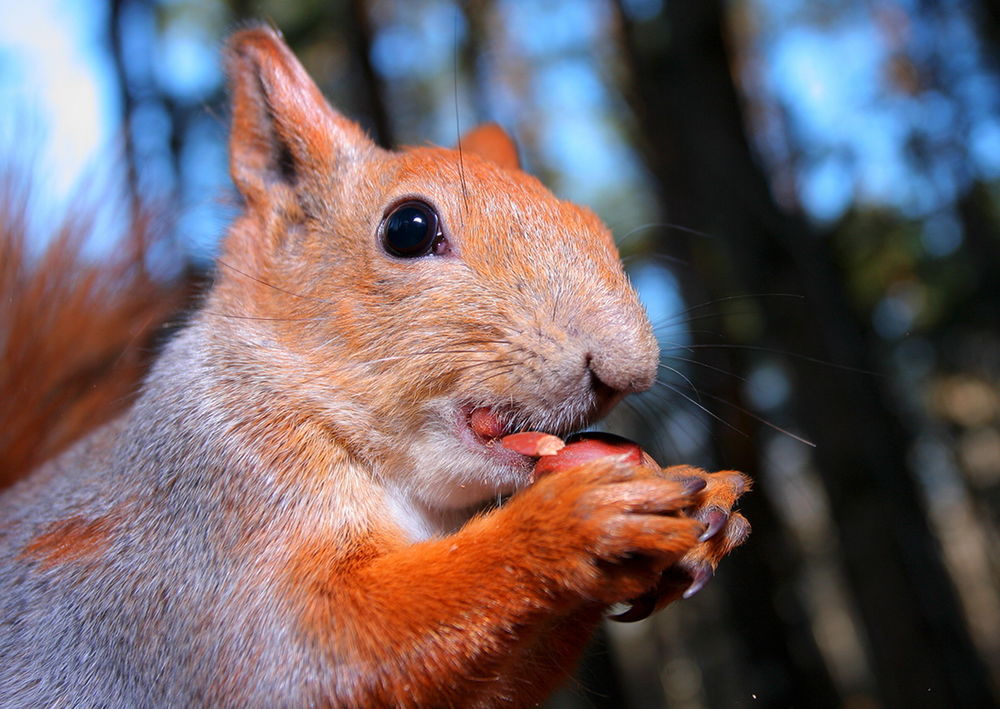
xmin=607 ymin=592 xmax=658 ymax=623
xmin=681 ymin=477 xmax=708 ymax=496
xmin=682 ymin=560 xmax=714 ymax=599
xmin=696 ymin=505 xmax=729 ymax=542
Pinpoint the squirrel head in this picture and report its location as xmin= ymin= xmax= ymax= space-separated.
xmin=209 ymin=26 xmax=658 ymax=513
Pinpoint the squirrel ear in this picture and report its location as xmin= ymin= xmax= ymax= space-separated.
xmin=225 ymin=26 xmax=374 ymax=205
xmin=457 ymin=123 xmax=521 ymax=171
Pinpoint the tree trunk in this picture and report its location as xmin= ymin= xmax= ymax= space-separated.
xmin=611 ymin=0 xmax=997 ymax=706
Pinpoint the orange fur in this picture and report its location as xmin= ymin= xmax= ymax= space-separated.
xmin=0 ymin=169 xmax=183 ymax=489
xmin=460 ymin=123 xmax=522 ymax=170
xmin=19 ymin=515 xmax=117 ymax=569
xmin=287 ymin=458 xmax=705 ymax=706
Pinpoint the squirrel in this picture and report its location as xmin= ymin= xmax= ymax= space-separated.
xmin=0 ymin=26 xmax=749 ymax=707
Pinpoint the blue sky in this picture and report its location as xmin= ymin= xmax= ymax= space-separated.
xmin=0 ymin=0 xmax=116 ymax=201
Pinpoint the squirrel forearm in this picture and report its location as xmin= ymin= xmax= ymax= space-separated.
xmin=289 ymin=507 xmax=604 ymax=707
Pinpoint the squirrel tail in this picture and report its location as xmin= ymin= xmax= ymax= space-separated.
xmin=0 ymin=167 xmax=187 ymax=490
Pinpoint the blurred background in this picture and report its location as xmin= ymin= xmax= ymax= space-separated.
xmin=3 ymin=0 xmax=1000 ymax=707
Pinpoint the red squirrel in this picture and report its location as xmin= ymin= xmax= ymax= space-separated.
xmin=0 ymin=27 xmax=749 ymax=707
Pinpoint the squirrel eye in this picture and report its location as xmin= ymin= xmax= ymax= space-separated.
xmin=381 ymin=200 xmax=444 ymax=258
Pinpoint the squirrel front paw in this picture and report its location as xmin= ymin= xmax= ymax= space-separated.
xmin=501 ymin=455 xmax=707 ymax=606
xmin=500 ymin=432 xmax=751 ymax=619
xmin=609 ymin=466 xmax=751 ymax=622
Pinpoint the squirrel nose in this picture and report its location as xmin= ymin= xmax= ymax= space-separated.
xmin=586 ymin=345 xmax=658 ymax=398
xmin=576 ymin=288 xmax=660 ymax=399
xmin=585 ymin=349 xmax=656 ymax=421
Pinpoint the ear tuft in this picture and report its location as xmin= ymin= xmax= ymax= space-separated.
xmin=458 ymin=123 xmax=521 ymax=171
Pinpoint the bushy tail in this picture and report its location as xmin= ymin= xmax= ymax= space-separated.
xmin=0 ymin=169 xmax=187 ymax=489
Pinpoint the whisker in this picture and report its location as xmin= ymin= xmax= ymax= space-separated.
xmin=680 ymin=343 xmax=880 ymax=375
xmin=216 ymin=259 xmax=334 ymax=305
xmin=349 ymin=348 xmax=503 ymax=368
xmin=447 ymin=337 xmax=513 ymax=347
xmin=651 ymin=294 xmax=806 ymax=332
xmin=471 ymin=364 xmax=518 ymax=387
xmin=694 ymin=389 xmax=816 ymax=448
xmin=653 ymin=310 xmax=762 ymax=331
xmin=664 ymin=354 xmax=748 ymax=383
xmin=453 ymin=8 xmax=469 ymax=215
xmin=450 ymin=359 xmax=507 ymax=376
xmin=619 ymin=391 xmax=669 ymax=428
xmin=614 ymin=221 xmax=716 ymax=247
xmin=651 ymin=370 xmax=817 ymax=448
xmin=629 ymin=387 xmax=714 ymax=458
xmin=621 ymin=252 xmax=689 ymax=268
xmin=656 ymin=380 xmax=749 ymax=440
xmin=618 ymin=395 xmax=687 ymax=461
xmin=657 ymin=328 xmax=728 ymax=342
xmin=200 ymin=311 xmax=332 ymax=322
xmin=657 ymin=363 xmax=702 ymax=404
xmin=667 ymin=292 xmax=804 ymax=319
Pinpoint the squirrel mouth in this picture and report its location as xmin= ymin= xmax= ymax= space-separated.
xmin=457 ymin=405 xmax=532 ymax=471
xmin=461 ymin=404 xmax=584 ymax=447
xmin=465 ymin=405 xmax=515 ymax=444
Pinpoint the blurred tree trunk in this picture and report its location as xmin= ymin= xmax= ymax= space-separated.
xmin=611 ymin=3 xmax=840 ymax=707
xmin=970 ymin=0 xmax=1000 ymax=70
xmin=460 ymin=0 xmax=494 ymax=123
xmin=348 ymin=0 xmax=393 ymax=148
xmin=611 ymin=0 xmax=997 ymax=707
xmin=108 ymin=0 xmax=141 ymax=225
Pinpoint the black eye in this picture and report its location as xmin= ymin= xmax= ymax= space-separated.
xmin=381 ymin=200 xmax=444 ymax=258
